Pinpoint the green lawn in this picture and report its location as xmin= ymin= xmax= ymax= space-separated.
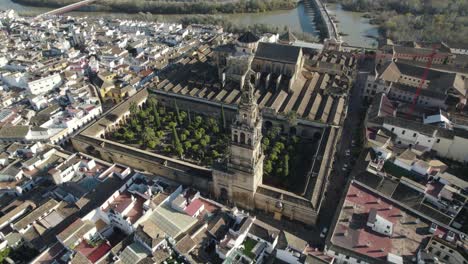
xmin=242 ymin=237 xmax=258 ymax=259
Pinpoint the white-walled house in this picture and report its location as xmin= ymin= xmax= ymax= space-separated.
xmin=27 ymin=73 xmax=63 ymax=95
xmin=382 ymin=117 xmax=468 ymax=162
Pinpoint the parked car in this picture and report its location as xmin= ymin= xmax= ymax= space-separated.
xmin=320 ymin=227 xmax=328 ymax=238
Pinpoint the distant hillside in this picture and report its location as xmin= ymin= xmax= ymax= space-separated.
xmin=325 ymin=0 xmax=468 ymax=46
xmin=12 ymin=0 xmax=298 ymax=14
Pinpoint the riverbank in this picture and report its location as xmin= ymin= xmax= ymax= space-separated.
xmin=12 ymin=0 xmax=298 ymax=14
xmin=324 ymin=0 xmax=468 ymax=46
xmin=1 ymin=0 xmax=380 ymax=47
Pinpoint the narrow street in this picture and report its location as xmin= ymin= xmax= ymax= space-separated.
xmin=315 ymin=58 xmax=373 ymax=246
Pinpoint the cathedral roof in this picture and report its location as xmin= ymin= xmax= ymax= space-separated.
xmin=237 ymin=31 xmax=260 ymax=43
xmin=255 ymin=42 xmax=301 ymax=64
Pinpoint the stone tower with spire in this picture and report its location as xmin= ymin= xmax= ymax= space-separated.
xmin=212 ymin=69 xmax=264 ymax=209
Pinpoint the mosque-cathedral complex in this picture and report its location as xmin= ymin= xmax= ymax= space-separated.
xmin=73 ymin=32 xmax=356 ymax=226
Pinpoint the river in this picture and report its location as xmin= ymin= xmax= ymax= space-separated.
xmin=0 ymin=0 xmax=379 ymax=48
xmin=325 ymin=3 xmax=379 ymax=48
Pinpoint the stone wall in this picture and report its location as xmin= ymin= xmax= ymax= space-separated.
xmin=149 ymin=89 xmax=238 ymax=123
xmin=72 ymin=135 xmax=212 ymax=193
xmin=254 ymin=188 xmax=318 ymax=225
xmin=73 ymin=87 xmax=332 ymax=227
xmin=152 ymin=89 xmax=326 ymax=139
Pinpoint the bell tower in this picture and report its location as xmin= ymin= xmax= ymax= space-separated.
xmin=212 ymin=69 xmax=264 ymax=209
xmin=230 ymin=69 xmax=263 ymax=171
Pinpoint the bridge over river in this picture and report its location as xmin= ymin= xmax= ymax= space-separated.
xmin=35 ymin=0 xmax=96 ymax=18
xmin=0 ymin=0 xmax=376 ymax=47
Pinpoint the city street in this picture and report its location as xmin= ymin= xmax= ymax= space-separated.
xmin=315 ymin=58 xmax=373 ymax=246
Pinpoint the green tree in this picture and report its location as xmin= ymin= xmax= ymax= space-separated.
xmin=138 ymin=110 xmax=147 ymax=120
xmin=262 ymin=137 xmax=270 ymax=151
xmin=148 ymin=140 xmax=158 ymax=149
xmin=175 ymin=144 xmax=184 ymax=158
xmin=192 ymin=144 xmax=200 ymax=153
xmin=129 ymin=102 xmax=138 ymax=117
xmin=154 ymin=111 xmax=161 ymax=128
xmin=267 ymin=126 xmax=281 ymax=140
xmin=174 ymin=100 xmax=181 ymax=124
xmin=180 ymin=111 xmax=187 ymax=122
xmin=273 ymin=142 xmax=285 ymax=153
xmin=195 ymin=128 xmax=205 ymax=140
xmin=123 ymin=130 xmax=135 ymax=142
xmin=264 ymin=160 xmax=273 ymax=175
xmin=184 ymin=141 xmax=192 ymax=150
xmin=203 ymin=135 xmax=211 ymax=144
xmin=194 ymin=115 xmax=203 ymax=128
xmin=142 ymin=127 xmax=156 ymax=146
xmin=0 ymin=248 xmax=11 ymax=263
xmin=172 ymin=126 xmax=181 ymax=146
xmin=172 ymin=126 xmax=184 ymax=157
xmin=212 ymin=149 xmax=220 ymax=159
xmin=156 ymin=131 xmax=164 ymax=138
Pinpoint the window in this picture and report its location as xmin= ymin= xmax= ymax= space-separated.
xmin=413 ymin=133 xmax=417 ymax=137
xmin=391 ymin=127 xmax=395 ymax=132
xmin=436 ymin=139 xmax=440 ymax=143
xmin=443 ymin=255 xmax=449 ymax=261
xmin=402 ymin=130 xmax=406 ymax=135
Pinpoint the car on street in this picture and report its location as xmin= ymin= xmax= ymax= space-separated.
xmin=345 ymin=149 xmax=351 ymax=156
xmin=320 ymin=227 xmax=328 ymax=238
